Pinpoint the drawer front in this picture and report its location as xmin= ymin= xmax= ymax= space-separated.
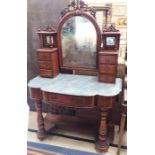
xmin=99 ymin=74 xmax=115 ymax=83
xmin=37 ymin=52 xmax=51 ymax=61
xmin=38 ymin=61 xmax=53 ymax=69
xmin=97 ymin=96 xmax=115 ymax=108
xmin=99 ymin=64 xmax=116 ymax=74
xmin=99 ymin=55 xmax=117 ymax=64
xmin=43 ymin=92 xmax=95 ymax=108
xmin=40 ymin=69 xmax=53 ymax=78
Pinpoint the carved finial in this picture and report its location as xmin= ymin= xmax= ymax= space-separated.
xmin=61 ymin=0 xmax=95 ymax=17
xmin=103 ymin=24 xmax=119 ymax=32
xmin=46 ymin=26 xmax=52 ymax=31
xmin=70 ymin=0 xmax=87 ymax=9
xmin=44 ymin=26 xmax=55 ymax=32
xmin=70 ymin=0 xmax=76 ymax=8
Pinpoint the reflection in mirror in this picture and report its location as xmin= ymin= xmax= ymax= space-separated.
xmin=106 ymin=37 xmax=115 ymax=46
xmin=61 ymin=16 xmax=97 ymax=68
xmin=46 ymin=36 xmax=54 ymax=45
xmin=46 ymin=36 xmax=51 ymax=44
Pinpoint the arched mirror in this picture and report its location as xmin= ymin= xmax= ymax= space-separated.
xmin=57 ymin=3 xmax=101 ymax=72
xmin=61 ymin=16 xmax=97 ymax=68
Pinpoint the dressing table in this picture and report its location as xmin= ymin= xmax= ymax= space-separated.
xmin=28 ymin=0 xmax=122 ymax=152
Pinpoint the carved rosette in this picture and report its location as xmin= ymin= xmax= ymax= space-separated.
xmin=49 ymin=105 xmax=76 ymax=116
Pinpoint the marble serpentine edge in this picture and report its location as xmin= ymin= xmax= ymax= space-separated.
xmin=28 ymin=74 xmax=122 ymax=97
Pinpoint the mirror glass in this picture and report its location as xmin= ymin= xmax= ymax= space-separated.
xmin=61 ymin=16 xmax=97 ymax=68
xmin=46 ymin=36 xmax=51 ymax=44
xmin=46 ymin=36 xmax=54 ymax=46
xmin=106 ymin=37 xmax=115 ymax=46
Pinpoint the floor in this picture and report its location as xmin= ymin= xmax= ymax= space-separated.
xmin=27 ymin=111 xmax=127 ymax=155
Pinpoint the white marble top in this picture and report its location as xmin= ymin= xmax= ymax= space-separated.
xmin=28 ymin=74 xmax=122 ymax=97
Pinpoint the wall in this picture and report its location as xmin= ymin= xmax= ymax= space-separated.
xmin=111 ymin=2 xmax=127 ymax=63
xmin=27 ymin=0 xmax=69 ymax=109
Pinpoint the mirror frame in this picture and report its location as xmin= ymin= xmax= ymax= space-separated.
xmin=57 ymin=11 xmax=101 ymax=73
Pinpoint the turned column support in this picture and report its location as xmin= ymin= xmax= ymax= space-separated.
xmin=117 ymin=103 xmax=127 ymax=155
xmin=117 ymin=113 xmax=126 ymax=155
xmin=95 ymin=108 xmax=109 ymax=152
xmin=34 ymin=99 xmax=45 ymax=140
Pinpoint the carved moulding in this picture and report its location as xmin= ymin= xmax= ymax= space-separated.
xmin=61 ymin=0 xmax=96 ymax=17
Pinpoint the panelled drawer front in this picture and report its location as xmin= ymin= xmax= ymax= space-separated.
xmin=40 ymin=69 xmax=53 ymax=78
xmin=99 ymin=55 xmax=117 ymax=64
xmin=99 ymin=64 xmax=116 ymax=74
xmin=38 ymin=61 xmax=53 ymax=69
xmin=43 ymin=92 xmax=95 ymax=108
xmin=97 ymin=96 xmax=115 ymax=108
xmin=37 ymin=52 xmax=51 ymax=61
xmin=99 ymin=74 xmax=115 ymax=83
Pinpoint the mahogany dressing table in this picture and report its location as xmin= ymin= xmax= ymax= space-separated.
xmin=28 ymin=0 xmax=122 ymax=152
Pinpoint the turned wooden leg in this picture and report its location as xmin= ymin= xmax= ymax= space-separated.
xmin=95 ymin=108 xmax=109 ymax=152
xmin=107 ymin=108 xmax=115 ymax=142
xmin=117 ymin=114 xmax=126 ymax=155
xmin=34 ymin=99 xmax=45 ymax=140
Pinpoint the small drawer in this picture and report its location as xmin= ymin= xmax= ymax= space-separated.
xmin=99 ymin=55 xmax=117 ymax=64
xmin=39 ymin=69 xmax=53 ymax=78
xmin=37 ymin=52 xmax=51 ymax=61
xmin=99 ymin=64 xmax=116 ymax=74
xmin=38 ymin=61 xmax=53 ymax=69
xmin=99 ymin=74 xmax=115 ymax=83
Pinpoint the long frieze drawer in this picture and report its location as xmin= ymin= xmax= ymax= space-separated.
xmin=99 ymin=55 xmax=117 ymax=64
xmin=99 ymin=64 xmax=116 ymax=74
xmin=37 ymin=52 xmax=51 ymax=61
xmin=39 ymin=69 xmax=53 ymax=78
xmin=97 ymin=96 xmax=115 ymax=108
xmin=38 ymin=61 xmax=53 ymax=69
xmin=99 ymin=74 xmax=115 ymax=83
xmin=43 ymin=92 xmax=95 ymax=108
